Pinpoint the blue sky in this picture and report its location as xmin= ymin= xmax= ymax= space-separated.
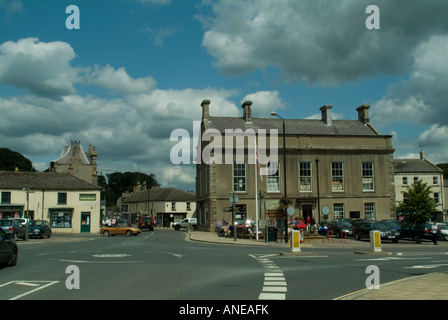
xmin=1 ymin=0 xmax=447 ymax=191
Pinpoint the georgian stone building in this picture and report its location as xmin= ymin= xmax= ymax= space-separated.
xmin=196 ymin=100 xmax=395 ymax=232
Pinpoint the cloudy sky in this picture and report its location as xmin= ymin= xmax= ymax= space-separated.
xmin=0 ymin=0 xmax=447 ymax=191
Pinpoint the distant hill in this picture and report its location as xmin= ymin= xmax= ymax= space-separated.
xmin=0 ymin=148 xmax=36 ymax=172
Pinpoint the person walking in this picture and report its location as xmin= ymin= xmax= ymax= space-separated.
xmin=430 ymin=221 xmax=439 ymax=245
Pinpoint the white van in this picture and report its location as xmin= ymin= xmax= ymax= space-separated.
xmin=173 ymin=218 xmax=197 ymax=231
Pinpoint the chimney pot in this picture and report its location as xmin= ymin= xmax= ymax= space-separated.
xmin=356 ymin=104 xmax=370 ymax=124
xmin=201 ymin=100 xmax=211 ymax=120
xmin=320 ymin=104 xmax=333 ymax=126
xmin=242 ymin=100 xmax=253 ymax=123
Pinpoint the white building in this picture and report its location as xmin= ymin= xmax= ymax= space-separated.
xmin=121 ymin=186 xmax=196 ymax=227
xmin=0 ymin=171 xmax=101 ymax=233
xmin=393 ymin=150 xmax=445 ymax=221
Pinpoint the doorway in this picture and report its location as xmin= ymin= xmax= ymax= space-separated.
xmin=80 ymin=212 xmax=91 ymax=233
xmin=302 ymin=205 xmax=313 ymax=222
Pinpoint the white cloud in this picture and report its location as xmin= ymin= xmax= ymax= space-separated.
xmin=200 ymin=0 xmax=448 ymax=85
xmin=86 ymin=64 xmax=157 ymax=95
xmin=0 ymin=38 xmax=79 ymax=99
xmin=0 ymin=38 xmax=287 ymax=189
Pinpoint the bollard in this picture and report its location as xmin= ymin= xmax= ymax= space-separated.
xmin=370 ymin=230 xmax=382 ymax=252
xmin=290 ymin=229 xmax=301 ymax=252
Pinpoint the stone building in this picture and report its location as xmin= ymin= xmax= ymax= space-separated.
xmin=120 ymin=184 xmax=196 ymax=227
xmin=49 ymin=140 xmax=98 ymax=186
xmin=196 ymin=100 xmax=395 ymax=232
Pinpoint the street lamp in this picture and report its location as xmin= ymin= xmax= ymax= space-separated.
xmin=270 ymin=111 xmax=288 ymax=243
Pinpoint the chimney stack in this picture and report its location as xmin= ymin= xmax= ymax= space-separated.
xmin=320 ymin=104 xmax=333 ymax=126
xmin=420 ymin=149 xmax=426 ymax=160
xmin=201 ymin=100 xmax=211 ymax=120
xmin=242 ymin=100 xmax=253 ymax=123
xmin=356 ymin=104 xmax=370 ymax=124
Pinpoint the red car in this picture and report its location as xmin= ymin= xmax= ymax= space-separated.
xmin=288 ymin=220 xmax=306 ymax=230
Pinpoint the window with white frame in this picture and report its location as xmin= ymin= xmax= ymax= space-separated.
xmin=233 ymin=163 xmax=246 ymax=192
xmin=364 ymin=203 xmax=375 ymax=220
xmin=267 ymin=162 xmax=280 ymax=192
xmin=331 ymin=162 xmax=344 ymax=191
xmin=402 ymin=177 xmax=408 ymax=185
xmin=434 ymin=193 xmax=440 ymax=204
xmin=333 ymin=203 xmax=344 ymax=219
xmin=362 ymin=162 xmax=374 ymax=191
xmin=299 ymin=162 xmax=312 ymax=192
xmin=433 ymin=176 xmax=439 ymax=185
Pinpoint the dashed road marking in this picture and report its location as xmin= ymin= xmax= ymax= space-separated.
xmin=250 ymin=254 xmax=287 ymax=300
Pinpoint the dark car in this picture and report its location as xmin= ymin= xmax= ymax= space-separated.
xmin=28 ymin=220 xmax=52 ymax=239
xmin=0 ymin=227 xmax=18 ymax=267
xmin=327 ymin=220 xmax=353 ymax=237
xmin=399 ymin=223 xmax=441 ymax=241
xmin=353 ymin=220 xmax=400 ymax=243
xmin=138 ymin=216 xmax=154 ymax=230
xmin=0 ymin=219 xmax=28 ymax=240
xmin=380 ymin=219 xmax=401 ymax=231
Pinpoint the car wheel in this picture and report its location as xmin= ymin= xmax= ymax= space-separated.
xmin=47 ymin=232 xmax=52 ymax=238
xmin=8 ymin=246 xmax=18 ymax=266
xmin=174 ymin=226 xmax=180 ymax=231
xmin=103 ymin=230 xmax=110 ymax=237
xmin=126 ymin=230 xmax=132 ymax=236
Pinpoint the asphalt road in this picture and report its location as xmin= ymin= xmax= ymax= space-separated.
xmin=0 ymin=229 xmax=447 ymax=301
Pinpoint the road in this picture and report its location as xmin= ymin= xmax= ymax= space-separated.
xmin=0 ymin=229 xmax=447 ymax=301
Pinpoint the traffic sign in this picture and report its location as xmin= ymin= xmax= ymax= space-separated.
xmin=229 ymin=195 xmax=239 ymax=204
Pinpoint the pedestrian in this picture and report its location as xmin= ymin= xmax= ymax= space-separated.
xmin=430 ymin=221 xmax=439 ymax=245
xmin=216 ymin=219 xmax=221 ymax=232
xmin=306 ymin=216 xmax=311 ymax=231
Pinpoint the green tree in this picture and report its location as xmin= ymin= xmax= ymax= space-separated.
xmin=436 ymin=163 xmax=448 ymax=179
xmin=395 ymin=180 xmax=437 ymax=243
xmin=0 ymin=148 xmax=36 ymax=171
xmin=99 ymin=171 xmax=160 ymax=205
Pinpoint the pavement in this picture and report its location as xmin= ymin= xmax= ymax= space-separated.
xmin=187 ymin=230 xmax=448 ymax=300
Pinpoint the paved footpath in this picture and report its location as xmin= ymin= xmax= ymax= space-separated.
xmin=188 ymin=230 xmax=448 ymax=300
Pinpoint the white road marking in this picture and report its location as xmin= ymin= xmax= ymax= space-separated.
xmin=250 ymin=254 xmax=287 ymax=300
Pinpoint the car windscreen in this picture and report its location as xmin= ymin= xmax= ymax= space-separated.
xmin=0 ymin=220 xmax=13 ymax=227
xmin=30 ymin=220 xmax=44 ymax=226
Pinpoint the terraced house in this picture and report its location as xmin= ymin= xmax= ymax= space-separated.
xmin=196 ymin=100 xmax=395 ymax=232
xmin=0 ymin=171 xmax=101 ymax=234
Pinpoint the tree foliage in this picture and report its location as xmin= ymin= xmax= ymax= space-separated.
xmin=98 ymin=171 xmax=160 ymax=206
xmin=0 ymin=148 xmax=36 ymax=172
xmin=395 ymin=180 xmax=437 ymax=243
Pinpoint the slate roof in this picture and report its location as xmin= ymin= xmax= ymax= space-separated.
xmin=0 ymin=171 xmax=101 ymax=191
xmin=123 ymin=188 xmax=196 ymax=203
xmin=208 ymin=117 xmax=381 ymax=136
xmin=393 ymin=159 xmax=443 ymax=174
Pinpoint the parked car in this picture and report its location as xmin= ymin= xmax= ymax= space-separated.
xmin=353 ymin=220 xmax=400 ymax=243
xmin=138 ymin=216 xmax=154 ymax=230
xmin=28 ymin=220 xmax=52 ymax=239
xmin=327 ymin=220 xmax=353 ymax=237
xmin=288 ymin=220 xmax=306 ymax=231
xmin=380 ymin=219 xmax=401 ymax=232
xmin=438 ymin=224 xmax=448 ymax=241
xmin=399 ymin=223 xmax=442 ymax=241
xmin=100 ymin=224 xmax=142 ymax=236
xmin=172 ymin=218 xmax=197 ymax=231
xmin=0 ymin=219 xmax=28 ymax=240
xmin=0 ymin=228 xmax=18 ymax=267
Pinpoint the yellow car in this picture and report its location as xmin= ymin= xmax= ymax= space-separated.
xmin=100 ymin=224 xmax=142 ymax=237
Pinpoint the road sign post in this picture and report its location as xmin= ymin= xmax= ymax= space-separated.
xmin=290 ymin=229 xmax=301 ymax=252
xmin=230 ymin=192 xmax=238 ymax=242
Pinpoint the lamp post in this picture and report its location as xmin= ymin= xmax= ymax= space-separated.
xmin=100 ymin=169 xmax=117 ymax=220
xmin=270 ymin=111 xmax=288 ymax=243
